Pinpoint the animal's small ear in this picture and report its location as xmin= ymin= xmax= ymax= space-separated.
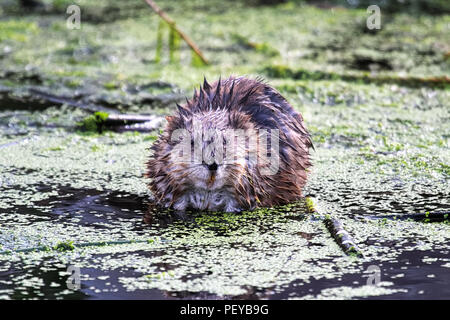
xmin=165 ymin=115 xmax=174 ymax=122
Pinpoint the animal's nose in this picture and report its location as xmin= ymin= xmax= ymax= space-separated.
xmin=203 ymin=161 xmax=218 ymax=171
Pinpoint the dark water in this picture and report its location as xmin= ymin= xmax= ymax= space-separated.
xmin=0 ymin=184 xmax=150 ymax=232
xmin=1 ymin=183 xmax=449 ymax=299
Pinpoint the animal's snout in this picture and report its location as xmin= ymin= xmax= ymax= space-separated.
xmin=203 ymin=161 xmax=218 ymax=171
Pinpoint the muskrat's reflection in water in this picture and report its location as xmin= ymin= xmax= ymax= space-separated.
xmin=143 ymin=203 xmax=200 ymax=227
xmin=143 ymin=200 xmax=309 ymax=231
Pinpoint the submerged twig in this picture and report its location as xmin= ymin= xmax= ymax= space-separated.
xmin=26 ymin=90 xmax=164 ymax=133
xmin=114 ymin=119 xmax=164 ymax=133
xmin=264 ymin=65 xmax=450 ymax=89
xmin=29 ymin=88 xmax=115 ymax=113
xmin=144 ymin=0 xmax=209 ymax=65
xmin=105 ymin=113 xmax=162 ymax=124
xmin=366 ymin=211 xmax=449 ymax=223
xmin=323 ymin=218 xmax=363 ymax=258
xmin=79 ymin=111 xmax=163 ymax=133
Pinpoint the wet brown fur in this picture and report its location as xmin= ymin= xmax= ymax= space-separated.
xmin=146 ymin=76 xmax=313 ymax=211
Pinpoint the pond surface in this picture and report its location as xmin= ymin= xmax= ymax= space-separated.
xmin=0 ymin=0 xmax=449 ymax=299
xmin=0 ymin=112 xmax=448 ymax=299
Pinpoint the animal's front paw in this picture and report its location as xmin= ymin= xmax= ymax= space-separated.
xmin=224 ymin=204 xmax=242 ymax=213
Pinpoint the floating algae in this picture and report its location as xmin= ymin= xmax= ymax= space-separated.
xmin=0 ymin=0 xmax=449 ymax=299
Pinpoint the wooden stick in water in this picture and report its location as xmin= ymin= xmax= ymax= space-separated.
xmin=144 ymin=0 xmax=209 ymax=65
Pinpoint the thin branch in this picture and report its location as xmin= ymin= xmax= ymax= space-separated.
xmin=144 ymin=0 xmax=209 ymax=65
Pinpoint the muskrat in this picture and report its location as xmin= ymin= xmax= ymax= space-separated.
xmin=146 ymin=76 xmax=312 ymax=212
